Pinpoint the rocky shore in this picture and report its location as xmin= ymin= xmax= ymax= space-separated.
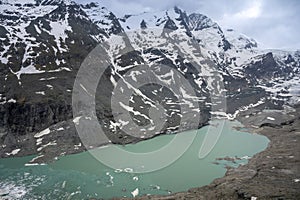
xmin=115 ymin=104 xmax=300 ymax=200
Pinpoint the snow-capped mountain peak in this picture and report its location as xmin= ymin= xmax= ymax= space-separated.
xmin=0 ymin=0 xmax=73 ymax=6
xmin=0 ymin=0 xmax=299 ymax=165
xmin=188 ymin=13 xmax=219 ymax=31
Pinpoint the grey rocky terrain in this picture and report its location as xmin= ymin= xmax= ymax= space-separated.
xmin=0 ymin=0 xmax=299 ymax=176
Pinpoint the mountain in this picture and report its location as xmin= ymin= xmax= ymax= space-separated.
xmin=0 ymin=0 xmax=299 ymax=163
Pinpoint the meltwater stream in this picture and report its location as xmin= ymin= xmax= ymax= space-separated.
xmin=0 ymin=120 xmax=269 ymax=199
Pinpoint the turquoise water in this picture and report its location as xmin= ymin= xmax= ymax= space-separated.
xmin=0 ymin=120 xmax=269 ymax=199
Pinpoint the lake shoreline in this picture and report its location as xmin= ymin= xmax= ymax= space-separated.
xmin=0 ymin=118 xmax=269 ymax=199
xmin=1 ymin=105 xmax=299 ymax=199
xmin=116 ymin=104 xmax=300 ymax=200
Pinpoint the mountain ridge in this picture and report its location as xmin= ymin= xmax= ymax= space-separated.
xmin=0 ymin=1 xmax=299 ymax=163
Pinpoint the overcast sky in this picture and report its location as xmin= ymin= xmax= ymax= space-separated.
xmin=76 ymin=0 xmax=300 ymax=50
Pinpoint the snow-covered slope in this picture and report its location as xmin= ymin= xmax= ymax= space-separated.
xmin=118 ymin=7 xmax=299 ymax=99
xmin=0 ymin=1 xmax=299 ymax=160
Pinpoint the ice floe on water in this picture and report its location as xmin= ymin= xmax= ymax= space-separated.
xmin=24 ymin=163 xmax=46 ymax=166
xmin=124 ymin=168 xmax=133 ymax=173
xmin=150 ymin=184 xmax=161 ymax=190
xmin=114 ymin=169 xmax=123 ymax=173
xmin=0 ymin=120 xmax=269 ymax=199
xmin=131 ymin=188 xmax=139 ymax=197
xmin=105 ymin=172 xmax=114 ymax=187
xmin=62 ymin=181 xmax=66 ymax=189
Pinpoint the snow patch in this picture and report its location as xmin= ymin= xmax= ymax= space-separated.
xmin=35 ymin=91 xmax=45 ymax=95
xmin=34 ymin=128 xmax=51 ymax=138
xmin=36 ymin=138 xmax=43 ymax=146
xmin=7 ymin=99 xmax=16 ymax=103
xmin=5 ymin=149 xmax=20 ymax=156
xmin=37 ymin=141 xmax=57 ymax=152
xmin=73 ymin=116 xmax=82 ymax=125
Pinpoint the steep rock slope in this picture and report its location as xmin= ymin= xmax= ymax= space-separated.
xmin=0 ymin=1 xmax=299 ymax=162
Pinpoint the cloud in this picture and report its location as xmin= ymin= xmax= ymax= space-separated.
xmin=76 ymin=0 xmax=300 ymax=50
xmin=216 ymin=0 xmax=300 ymax=50
xmin=234 ymin=0 xmax=261 ymax=19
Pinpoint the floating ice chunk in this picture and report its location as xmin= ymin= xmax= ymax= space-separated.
xmin=294 ymin=179 xmax=300 ymax=183
xmin=131 ymin=188 xmax=139 ymax=197
xmin=105 ymin=172 xmax=114 ymax=186
xmin=150 ymin=184 xmax=160 ymax=190
xmin=114 ymin=169 xmax=123 ymax=173
xmin=24 ymin=163 xmax=46 ymax=166
xmin=62 ymin=181 xmax=66 ymax=189
xmin=124 ymin=168 xmax=133 ymax=173
xmin=24 ymin=163 xmax=39 ymax=166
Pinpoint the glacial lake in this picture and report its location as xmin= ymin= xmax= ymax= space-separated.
xmin=0 ymin=120 xmax=269 ymax=199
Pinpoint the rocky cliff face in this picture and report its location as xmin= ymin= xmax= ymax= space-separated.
xmin=0 ymin=0 xmax=299 ymax=161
